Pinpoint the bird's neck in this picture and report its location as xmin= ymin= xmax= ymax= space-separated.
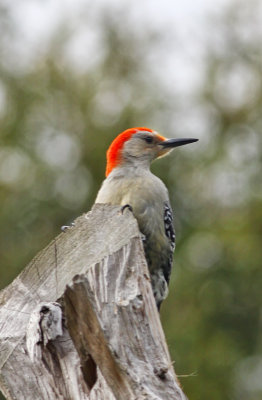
xmin=109 ymin=160 xmax=151 ymax=178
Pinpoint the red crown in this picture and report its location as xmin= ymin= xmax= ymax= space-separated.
xmin=106 ymin=127 xmax=153 ymax=176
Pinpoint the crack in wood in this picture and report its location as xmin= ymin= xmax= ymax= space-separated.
xmin=0 ymin=205 xmax=187 ymax=400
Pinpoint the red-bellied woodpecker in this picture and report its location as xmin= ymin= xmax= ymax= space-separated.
xmin=95 ymin=127 xmax=198 ymax=310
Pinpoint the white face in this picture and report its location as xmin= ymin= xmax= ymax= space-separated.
xmin=122 ymin=131 xmax=170 ymax=162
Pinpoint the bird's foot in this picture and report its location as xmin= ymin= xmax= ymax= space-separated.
xmin=121 ymin=204 xmax=133 ymax=214
xmin=61 ymin=222 xmax=75 ymax=232
xmin=140 ymin=233 xmax=146 ymax=242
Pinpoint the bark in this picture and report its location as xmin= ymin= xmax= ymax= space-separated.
xmin=0 ymin=204 xmax=186 ymax=400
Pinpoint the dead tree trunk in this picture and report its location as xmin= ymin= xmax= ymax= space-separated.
xmin=0 ymin=204 xmax=187 ymax=400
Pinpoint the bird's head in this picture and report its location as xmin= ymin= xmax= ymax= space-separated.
xmin=106 ymin=127 xmax=198 ymax=176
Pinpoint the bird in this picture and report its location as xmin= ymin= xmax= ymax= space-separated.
xmin=95 ymin=127 xmax=198 ymax=310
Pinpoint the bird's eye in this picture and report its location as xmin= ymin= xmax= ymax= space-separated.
xmin=144 ymin=136 xmax=153 ymax=144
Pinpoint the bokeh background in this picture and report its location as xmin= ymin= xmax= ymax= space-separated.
xmin=0 ymin=0 xmax=262 ymax=399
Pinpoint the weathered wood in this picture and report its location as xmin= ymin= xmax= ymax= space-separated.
xmin=0 ymin=204 xmax=186 ymax=400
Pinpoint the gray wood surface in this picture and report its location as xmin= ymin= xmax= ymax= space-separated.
xmin=0 ymin=204 xmax=186 ymax=400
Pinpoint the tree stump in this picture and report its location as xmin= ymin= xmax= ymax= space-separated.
xmin=0 ymin=204 xmax=187 ymax=400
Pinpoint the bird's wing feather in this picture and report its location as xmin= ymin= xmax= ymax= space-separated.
xmin=164 ymin=202 xmax=175 ymax=251
xmin=162 ymin=202 xmax=175 ymax=285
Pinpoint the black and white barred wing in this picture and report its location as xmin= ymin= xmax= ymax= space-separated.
xmin=161 ymin=202 xmax=175 ymax=288
xmin=164 ymin=202 xmax=175 ymax=252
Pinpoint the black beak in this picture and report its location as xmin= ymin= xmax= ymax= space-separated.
xmin=159 ymin=138 xmax=199 ymax=148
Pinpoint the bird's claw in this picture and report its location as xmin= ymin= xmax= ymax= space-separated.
xmin=121 ymin=204 xmax=133 ymax=214
xmin=140 ymin=233 xmax=146 ymax=242
xmin=61 ymin=222 xmax=75 ymax=232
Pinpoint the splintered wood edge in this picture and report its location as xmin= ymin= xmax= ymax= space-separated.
xmin=63 ymin=243 xmax=186 ymax=400
xmin=0 ymin=204 xmax=187 ymax=400
xmin=0 ymin=205 xmax=141 ymax=363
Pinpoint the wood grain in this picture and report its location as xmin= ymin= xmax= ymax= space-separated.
xmin=0 ymin=204 xmax=186 ymax=400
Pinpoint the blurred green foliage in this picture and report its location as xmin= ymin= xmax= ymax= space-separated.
xmin=0 ymin=2 xmax=262 ymax=400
